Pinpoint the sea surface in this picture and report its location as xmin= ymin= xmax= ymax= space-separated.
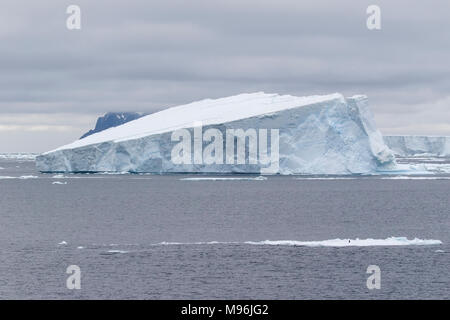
xmin=0 ymin=156 xmax=449 ymax=299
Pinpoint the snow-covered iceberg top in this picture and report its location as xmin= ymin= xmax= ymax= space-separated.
xmin=45 ymin=92 xmax=345 ymax=153
xmin=384 ymin=135 xmax=450 ymax=157
xmin=37 ymin=92 xmax=396 ymax=174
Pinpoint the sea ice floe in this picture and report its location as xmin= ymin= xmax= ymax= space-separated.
xmin=294 ymin=177 xmax=359 ymax=180
xmin=52 ymin=181 xmax=67 ymax=185
xmin=106 ymin=250 xmax=128 ymax=254
xmin=244 ymin=237 xmax=442 ymax=247
xmin=153 ymin=237 xmax=441 ymax=247
xmin=180 ymin=176 xmax=267 ymax=181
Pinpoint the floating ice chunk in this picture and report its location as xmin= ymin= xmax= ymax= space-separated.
xmin=77 ymin=246 xmax=84 ymax=249
xmin=106 ymin=250 xmax=128 ymax=254
xmin=58 ymin=241 xmax=68 ymax=245
xmin=52 ymin=181 xmax=67 ymax=185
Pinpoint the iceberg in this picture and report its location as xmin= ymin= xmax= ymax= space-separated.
xmin=384 ymin=135 xmax=450 ymax=157
xmin=36 ymin=92 xmax=396 ymax=174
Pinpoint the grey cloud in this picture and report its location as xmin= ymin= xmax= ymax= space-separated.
xmin=0 ymin=0 xmax=449 ymax=152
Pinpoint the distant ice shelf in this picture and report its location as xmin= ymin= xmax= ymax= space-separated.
xmin=0 ymin=153 xmax=37 ymax=161
xmin=36 ymin=92 xmax=397 ymax=175
xmin=384 ymin=135 xmax=450 ymax=157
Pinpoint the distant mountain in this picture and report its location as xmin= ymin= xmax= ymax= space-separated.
xmin=80 ymin=112 xmax=148 ymax=139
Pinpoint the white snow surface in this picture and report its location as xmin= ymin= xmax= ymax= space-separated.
xmin=36 ymin=92 xmax=396 ymax=174
xmin=244 ymin=237 xmax=442 ymax=247
xmin=47 ymin=92 xmax=344 ymax=152
xmin=384 ymin=135 xmax=450 ymax=157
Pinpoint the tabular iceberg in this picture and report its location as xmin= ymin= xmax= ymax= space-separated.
xmin=384 ymin=135 xmax=450 ymax=157
xmin=36 ymin=92 xmax=396 ymax=174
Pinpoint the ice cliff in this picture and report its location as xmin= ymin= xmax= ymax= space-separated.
xmin=36 ymin=92 xmax=396 ymax=174
xmin=384 ymin=135 xmax=450 ymax=157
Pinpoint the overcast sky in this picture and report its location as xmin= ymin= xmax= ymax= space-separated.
xmin=1 ymin=0 xmax=449 ymax=152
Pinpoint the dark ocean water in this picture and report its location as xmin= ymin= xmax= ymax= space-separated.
xmin=0 ymin=159 xmax=449 ymax=299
